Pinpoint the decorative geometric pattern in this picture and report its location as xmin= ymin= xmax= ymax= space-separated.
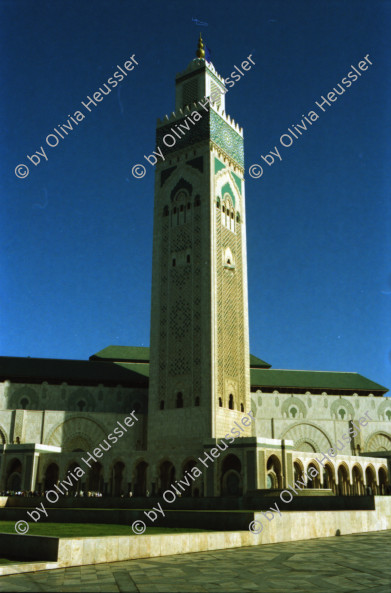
xmin=281 ymin=423 xmax=333 ymax=453
xmin=45 ymin=416 xmax=107 ymax=451
xmin=210 ymin=110 xmax=244 ymax=167
xmin=378 ymin=398 xmax=391 ymax=420
xmin=365 ymin=432 xmax=391 ymax=452
xmin=215 ymin=191 xmax=247 ymax=411
xmin=8 ymin=386 xmax=39 ymax=410
xmin=281 ymin=396 xmax=307 ymax=419
xmin=330 ymin=398 xmax=355 ymax=420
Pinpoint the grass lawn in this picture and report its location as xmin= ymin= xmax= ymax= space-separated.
xmin=0 ymin=521 xmax=213 ymax=538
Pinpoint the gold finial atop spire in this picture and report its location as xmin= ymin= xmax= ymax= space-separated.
xmin=196 ymin=33 xmax=205 ymax=59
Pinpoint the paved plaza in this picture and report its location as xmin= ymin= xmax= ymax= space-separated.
xmin=1 ymin=531 xmax=391 ymax=593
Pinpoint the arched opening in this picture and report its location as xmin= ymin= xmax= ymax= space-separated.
xmin=240 ymin=403 xmax=244 ymax=412
xmin=77 ymin=400 xmax=86 ymax=411
xmin=378 ymin=467 xmax=389 ymax=495
xmin=6 ymin=458 xmax=22 ymax=491
xmin=266 ymin=455 xmax=282 ymax=489
xmin=195 ymin=396 xmax=200 ymax=406
xmin=134 ymin=461 xmax=148 ymax=496
xmin=337 ymin=464 xmax=350 ymax=496
xmin=293 ymin=461 xmax=304 ymax=484
xmin=352 ymin=465 xmax=365 ymax=495
xmin=163 ymin=205 xmax=169 ymax=216
xmin=365 ymin=466 xmax=377 ymax=495
xmin=306 ymin=462 xmax=321 ymax=488
xmin=216 ymin=198 xmax=220 ymax=209
xmin=159 ymin=460 xmax=175 ymax=494
xmin=221 ymin=454 xmax=242 ymax=496
xmin=187 ymin=254 xmax=191 ymax=263
xmin=218 ymin=397 xmax=222 ymax=407
xmin=88 ymin=462 xmax=104 ymax=494
xmin=111 ymin=461 xmax=125 ymax=496
xmin=323 ymin=463 xmax=336 ymax=493
xmin=182 ymin=460 xmax=198 ymax=497
xmin=176 ymin=392 xmax=183 ymax=408
xmin=44 ymin=463 xmax=59 ymax=491
xmin=228 ymin=394 xmax=234 ymax=410
xmin=20 ymin=397 xmax=29 ymax=409
xmin=67 ymin=462 xmax=82 ymax=494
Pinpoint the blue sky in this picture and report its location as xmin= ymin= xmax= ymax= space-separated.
xmin=1 ymin=0 xmax=390 ymax=389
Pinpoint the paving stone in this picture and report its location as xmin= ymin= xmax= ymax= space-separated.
xmin=1 ymin=531 xmax=391 ymax=592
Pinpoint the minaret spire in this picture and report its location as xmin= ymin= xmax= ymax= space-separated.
xmin=196 ymin=33 xmax=205 ymax=59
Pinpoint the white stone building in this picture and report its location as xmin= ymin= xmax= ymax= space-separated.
xmin=0 ymin=37 xmax=390 ymax=499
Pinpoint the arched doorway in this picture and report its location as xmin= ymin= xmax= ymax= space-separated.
xmin=337 ymin=464 xmax=350 ymax=496
xmin=6 ymin=458 xmax=22 ymax=491
xmin=111 ymin=461 xmax=125 ymax=496
xmin=365 ymin=466 xmax=377 ymax=495
xmin=182 ymin=459 xmax=198 ymax=496
xmin=44 ymin=463 xmax=59 ymax=491
xmin=306 ymin=462 xmax=321 ymax=488
xmin=88 ymin=462 xmax=104 ymax=494
xmin=66 ymin=462 xmax=82 ymax=494
xmin=134 ymin=461 xmax=148 ymax=496
xmin=293 ymin=460 xmax=304 ymax=484
xmin=378 ymin=467 xmax=389 ymax=495
xmin=352 ymin=465 xmax=364 ymax=495
xmin=323 ymin=463 xmax=336 ymax=493
xmin=221 ymin=455 xmax=242 ymax=496
xmin=159 ymin=461 xmax=175 ymax=494
xmin=266 ymin=455 xmax=282 ymax=489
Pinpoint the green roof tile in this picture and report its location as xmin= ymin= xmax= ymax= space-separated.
xmin=250 ymin=368 xmax=388 ymax=394
xmin=90 ymin=346 xmax=150 ymax=363
xmin=91 ymin=346 xmax=271 ymax=368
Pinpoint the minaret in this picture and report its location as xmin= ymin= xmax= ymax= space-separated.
xmin=147 ymin=37 xmax=251 ymax=452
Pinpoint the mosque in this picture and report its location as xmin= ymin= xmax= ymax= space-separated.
xmin=1 ymin=37 xmax=390 ymax=500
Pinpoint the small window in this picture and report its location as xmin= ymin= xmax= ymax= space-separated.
xmin=195 ymin=196 xmax=201 ymax=206
xmin=176 ymin=392 xmax=184 ymax=408
xmin=218 ymin=397 xmax=223 ymax=407
xmin=227 ymin=259 xmax=231 ymax=265
xmin=240 ymin=403 xmax=244 ymax=412
xmin=173 ymin=207 xmax=177 ymax=214
xmin=180 ymin=205 xmax=184 ymax=212
xmin=216 ymin=198 xmax=220 ymax=209
xmin=187 ymin=202 xmax=191 ymax=209
xmin=77 ymin=400 xmax=86 ymax=411
xmin=222 ymin=206 xmax=225 ymax=213
xmin=229 ymin=394 xmax=234 ymax=410
xmin=163 ymin=206 xmax=169 ymax=216
xmin=231 ymin=212 xmax=234 ymax=219
xmin=187 ymin=254 xmax=191 ymax=263
xmin=226 ymin=209 xmax=230 ymax=217
xmin=195 ymin=397 xmax=200 ymax=406
xmin=236 ymin=213 xmax=240 ymax=223
xmin=160 ymin=400 xmax=165 ymax=410
xmin=20 ymin=397 xmax=29 ymax=409
xmin=172 ymin=258 xmax=176 ymax=267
